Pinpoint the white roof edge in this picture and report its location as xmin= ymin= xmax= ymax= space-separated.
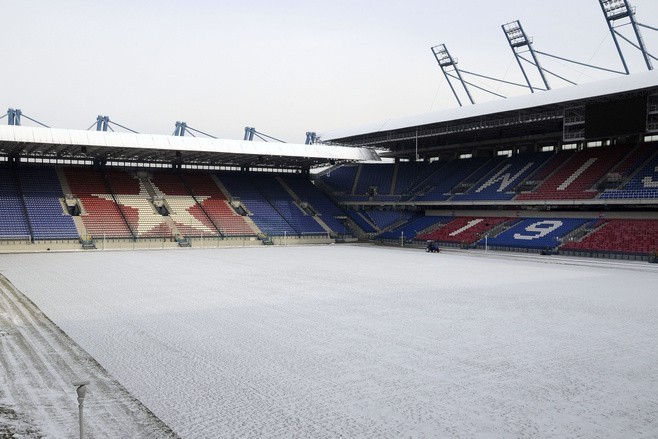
xmin=0 ymin=125 xmax=380 ymax=162
xmin=321 ymin=70 xmax=658 ymax=141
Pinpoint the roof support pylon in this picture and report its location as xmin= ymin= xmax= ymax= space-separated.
xmin=7 ymin=108 xmax=22 ymax=126
xmin=174 ymin=121 xmax=187 ymax=136
xmin=96 ymin=115 xmax=109 ymax=131
xmin=244 ymin=127 xmax=255 ymax=141
xmin=305 ymin=132 xmax=317 ymax=145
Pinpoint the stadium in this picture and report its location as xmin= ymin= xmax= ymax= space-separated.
xmin=2 ymin=68 xmax=658 ymax=258
xmin=1 ymin=1 xmax=658 ymax=438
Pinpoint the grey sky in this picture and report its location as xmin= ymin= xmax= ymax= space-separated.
xmin=3 ymin=0 xmax=657 ymax=143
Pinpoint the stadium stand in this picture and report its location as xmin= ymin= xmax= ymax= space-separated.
xmin=402 ymin=161 xmax=447 ymax=197
xmin=280 ymin=174 xmax=348 ymax=235
xmin=516 ymin=145 xmax=629 ymax=200
xmin=561 ymin=219 xmax=658 ymax=254
xmin=481 ymin=218 xmax=589 ymax=250
xmin=412 ymin=157 xmax=492 ymax=201
xmin=319 ymin=165 xmax=358 ymax=194
xmin=344 ymin=210 xmax=378 ymax=234
xmin=107 ymin=170 xmax=169 ymax=238
xmin=18 ymin=166 xmax=78 ymax=240
xmin=364 ymin=210 xmax=412 ymax=230
xmin=150 ymin=171 xmax=218 ymax=237
xmin=417 ymin=216 xmax=511 ymax=245
xmin=249 ymin=173 xmax=326 ymax=235
xmin=180 ymin=172 xmax=255 ymax=236
xmin=393 ymin=162 xmax=427 ymax=195
xmin=378 ymin=215 xmax=453 ymax=240
xmin=600 ymin=146 xmax=658 ymax=199
xmin=0 ymin=166 xmax=31 ymax=239
xmin=608 ymin=143 xmax=655 ymax=177
xmin=64 ymin=167 xmax=133 ymax=238
xmin=218 ymin=172 xmax=298 ymax=236
xmin=354 ymin=164 xmax=394 ymax=196
xmin=451 ymin=153 xmax=552 ymax=201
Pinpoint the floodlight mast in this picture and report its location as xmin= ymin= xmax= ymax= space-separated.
xmin=598 ymin=0 xmax=653 ymax=71
xmin=431 ymin=44 xmax=474 ymax=106
xmin=502 ymin=20 xmax=550 ymax=92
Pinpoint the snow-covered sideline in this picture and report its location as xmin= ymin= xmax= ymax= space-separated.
xmin=1 ymin=246 xmax=657 ymax=438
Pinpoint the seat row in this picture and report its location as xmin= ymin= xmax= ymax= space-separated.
xmin=320 ymin=142 xmax=658 ymax=202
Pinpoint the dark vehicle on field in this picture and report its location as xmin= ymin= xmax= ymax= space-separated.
xmin=426 ymin=240 xmax=440 ymax=253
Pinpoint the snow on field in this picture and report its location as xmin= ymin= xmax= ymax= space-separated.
xmin=0 ymin=271 xmax=179 ymax=438
xmin=0 ymin=245 xmax=657 ymax=438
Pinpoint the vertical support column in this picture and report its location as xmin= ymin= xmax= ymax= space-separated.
xmin=96 ymin=115 xmax=109 ymax=131
xmin=244 ymin=127 xmax=256 ymax=141
xmin=7 ymin=108 xmax=22 ymax=125
xmin=174 ymin=121 xmax=187 ymax=136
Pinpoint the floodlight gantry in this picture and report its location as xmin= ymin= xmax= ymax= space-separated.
xmin=431 ymin=44 xmax=537 ymax=106
xmin=598 ymin=0 xmax=655 ymax=72
xmin=502 ymin=20 xmax=551 ymax=93
xmin=431 ymin=44 xmax=474 ymax=106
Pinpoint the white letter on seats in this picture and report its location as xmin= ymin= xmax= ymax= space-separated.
xmin=449 ymin=218 xmax=483 ymax=236
xmin=513 ymin=220 xmax=563 ymax=240
xmin=641 ymin=164 xmax=658 ymax=188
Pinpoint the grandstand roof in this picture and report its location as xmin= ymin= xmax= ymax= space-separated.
xmin=322 ymin=70 xmax=658 ymax=154
xmin=0 ymin=125 xmax=380 ymax=169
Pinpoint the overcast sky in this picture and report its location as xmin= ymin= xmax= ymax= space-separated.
xmin=3 ymin=0 xmax=657 ymax=143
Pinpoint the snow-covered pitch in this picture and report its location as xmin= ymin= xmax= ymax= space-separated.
xmin=1 ymin=245 xmax=657 ymax=438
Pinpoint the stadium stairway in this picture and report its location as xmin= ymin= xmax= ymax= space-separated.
xmin=178 ymin=174 xmax=225 ymax=236
xmin=149 ymin=171 xmax=220 ymax=238
xmin=403 ymin=161 xmax=447 ymax=196
xmin=71 ymin=215 xmax=90 ymax=241
xmin=201 ymin=174 xmax=262 ymax=236
xmin=12 ymin=167 xmax=35 ymax=240
xmin=284 ymin=174 xmax=350 ymax=236
xmin=64 ymin=167 xmax=134 ymax=239
xmin=276 ymin=176 xmax=334 ymax=236
xmin=350 ymin=164 xmax=363 ymax=195
xmin=55 ymin=167 xmax=73 ymax=197
xmin=107 ymin=171 xmax=168 ymax=238
xmin=137 ymin=173 xmax=158 ymax=199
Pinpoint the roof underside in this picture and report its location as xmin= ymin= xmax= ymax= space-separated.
xmin=322 ymin=71 xmax=658 ymax=157
xmin=0 ymin=126 xmax=380 ymax=169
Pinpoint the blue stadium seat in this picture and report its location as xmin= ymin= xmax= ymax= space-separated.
xmin=480 ymin=218 xmax=588 ymax=249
